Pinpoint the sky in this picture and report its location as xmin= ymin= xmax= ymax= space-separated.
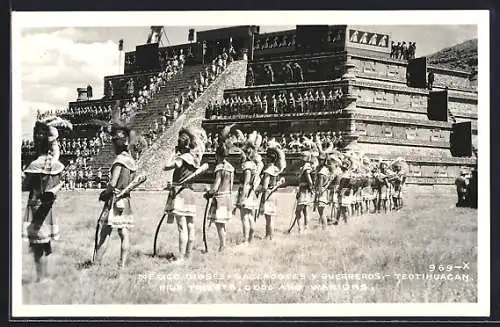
xmin=19 ymin=24 xmax=477 ymax=139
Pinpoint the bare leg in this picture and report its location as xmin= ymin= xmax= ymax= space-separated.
xmin=33 ymin=245 xmax=48 ymax=282
xmin=248 ymin=210 xmax=255 ymax=242
xmin=185 ymin=216 xmax=195 ymax=259
xmin=240 ymin=209 xmax=249 ymax=243
xmin=294 ymin=208 xmax=302 ymax=233
xmin=216 ymin=222 xmax=226 ymax=251
xmin=94 ymin=225 xmax=112 ymax=264
xmin=117 ymin=227 xmax=130 ymax=268
xmin=342 ymin=206 xmax=348 ymax=223
xmin=303 ymin=206 xmax=309 ymax=231
xmin=265 ymin=214 xmax=273 ymax=239
xmin=176 ymin=215 xmax=188 ymax=259
xmin=318 ymin=207 xmax=326 ymax=230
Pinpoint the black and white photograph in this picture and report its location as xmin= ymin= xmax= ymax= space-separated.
xmin=11 ymin=10 xmax=490 ymax=317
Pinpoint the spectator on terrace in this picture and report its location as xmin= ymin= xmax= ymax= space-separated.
xmin=86 ymin=168 xmax=93 ymax=189
xmin=408 ymin=42 xmax=416 ymax=59
xmin=179 ymin=49 xmax=185 ymax=70
xmin=293 ymin=63 xmax=304 ymax=82
xmin=427 ymin=71 xmax=435 ymax=90
xmin=173 ymin=55 xmax=179 ymax=70
xmin=127 ymin=78 xmax=135 ymax=96
xmin=96 ymin=168 xmax=103 ymax=189
xmin=246 ymin=67 xmax=255 ymax=86
xmin=217 ymin=55 xmax=224 ymax=74
xmin=283 ymin=62 xmax=294 ymax=84
xmin=106 ymin=80 xmax=114 ymax=99
xmin=222 ymin=50 xmax=229 ymax=68
xmin=228 ymin=44 xmax=236 ymax=61
xmin=264 ymin=64 xmax=275 ymax=84
xmin=401 ymin=42 xmax=408 ymax=59
xmin=394 ymin=42 xmax=402 ymax=59
xmin=206 ymin=133 xmax=213 ymax=152
xmin=390 ymin=41 xmax=396 ymax=58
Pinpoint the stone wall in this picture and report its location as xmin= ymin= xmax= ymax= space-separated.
xmin=355 ymin=142 xmax=451 ymax=158
xmin=351 ymin=54 xmax=476 ymax=91
xmin=356 ymin=106 xmax=426 ymax=120
xmin=356 ymin=121 xmax=451 ymax=144
xmin=429 ymin=66 xmax=473 ymax=90
xmin=353 ymin=85 xmax=427 ymax=109
xmin=351 ymin=56 xmax=407 ymax=83
xmin=136 ymin=60 xmax=247 ymax=189
xmin=448 ymin=99 xmax=478 ymax=119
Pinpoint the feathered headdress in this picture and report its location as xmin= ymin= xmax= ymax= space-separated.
xmin=341 ymin=156 xmax=353 ymax=171
xmin=266 ymin=142 xmax=286 ymax=173
xmin=245 ymin=131 xmax=263 ymax=150
xmin=300 ymin=136 xmax=316 ymax=151
xmin=177 ymin=126 xmax=207 ymax=168
xmin=86 ymin=101 xmax=136 ymax=156
xmin=37 ymin=115 xmax=73 ymax=142
xmin=389 ymin=157 xmax=409 ymax=175
xmin=301 ymin=150 xmax=313 ymax=163
xmin=219 ymin=123 xmax=244 ymax=152
xmin=327 ymin=151 xmax=343 ymax=167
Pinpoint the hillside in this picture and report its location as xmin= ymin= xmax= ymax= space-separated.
xmin=427 ymin=38 xmax=477 ymax=73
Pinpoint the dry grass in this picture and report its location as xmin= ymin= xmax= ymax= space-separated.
xmin=20 ymin=187 xmax=477 ymax=304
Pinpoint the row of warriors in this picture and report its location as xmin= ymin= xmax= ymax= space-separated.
xmin=294 ymin=150 xmax=408 ymax=233
xmin=162 ymin=125 xmax=287 ymax=263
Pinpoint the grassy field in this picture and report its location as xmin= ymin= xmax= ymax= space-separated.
xmin=20 ymin=187 xmax=477 ymax=304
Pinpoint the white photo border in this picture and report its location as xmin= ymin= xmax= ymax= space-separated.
xmin=11 ymin=10 xmax=490 ymax=318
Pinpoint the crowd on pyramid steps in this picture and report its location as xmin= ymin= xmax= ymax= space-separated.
xmin=390 ymin=41 xmax=417 ymax=60
xmin=205 ymin=131 xmax=345 ymax=154
xmin=205 ymin=88 xmax=344 ymax=119
xmin=127 ymin=54 xmax=230 ymax=159
xmin=107 ymin=52 xmax=186 ymax=100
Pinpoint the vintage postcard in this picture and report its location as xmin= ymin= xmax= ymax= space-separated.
xmin=11 ymin=10 xmax=490 ymax=317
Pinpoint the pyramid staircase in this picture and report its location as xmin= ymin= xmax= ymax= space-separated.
xmin=89 ymin=64 xmax=207 ymax=172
